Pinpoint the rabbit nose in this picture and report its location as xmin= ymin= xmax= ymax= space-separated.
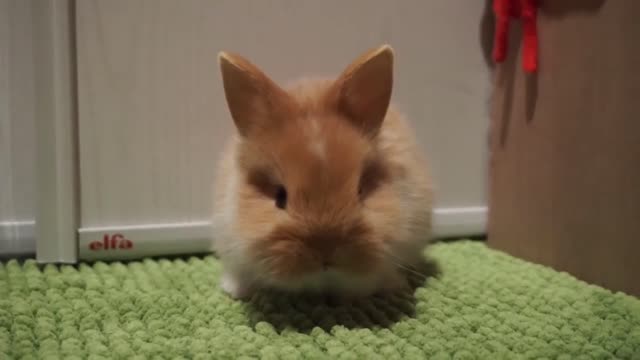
xmin=307 ymin=227 xmax=341 ymax=267
xmin=316 ymin=249 xmax=336 ymax=270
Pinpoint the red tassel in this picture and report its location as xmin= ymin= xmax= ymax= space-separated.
xmin=492 ymin=0 xmax=512 ymax=63
xmin=521 ymin=0 xmax=538 ymax=72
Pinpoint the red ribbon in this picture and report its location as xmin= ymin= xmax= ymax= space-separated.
xmin=493 ymin=0 xmax=539 ymax=73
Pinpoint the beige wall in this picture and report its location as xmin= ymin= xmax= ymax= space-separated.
xmin=76 ymin=0 xmax=491 ymax=236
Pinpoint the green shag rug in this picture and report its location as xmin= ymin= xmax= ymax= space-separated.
xmin=1 ymin=241 xmax=639 ymax=359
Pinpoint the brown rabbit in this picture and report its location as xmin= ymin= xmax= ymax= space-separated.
xmin=212 ymin=45 xmax=433 ymax=299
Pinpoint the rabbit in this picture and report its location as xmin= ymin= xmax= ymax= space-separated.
xmin=212 ymin=45 xmax=433 ymax=300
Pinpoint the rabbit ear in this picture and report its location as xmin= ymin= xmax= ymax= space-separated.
xmin=219 ymin=52 xmax=296 ymax=137
xmin=331 ymin=45 xmax=394 ymax=137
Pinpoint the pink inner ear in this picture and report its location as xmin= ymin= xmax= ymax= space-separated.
xmin=334 ymin=47 xmax=394 ymax=137
xmin=219 ymin=52 xmax=296 ymax=137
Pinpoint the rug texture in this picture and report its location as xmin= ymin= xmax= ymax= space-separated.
xmin=1 ymin=241 xmax=639 ymax=359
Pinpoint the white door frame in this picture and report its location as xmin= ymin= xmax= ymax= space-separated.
xmin=33 ymin=0 xmax=78 ymax=263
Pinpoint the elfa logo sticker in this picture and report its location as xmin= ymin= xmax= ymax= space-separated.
xmin=89 ymin=233 xmax=133 ymax=251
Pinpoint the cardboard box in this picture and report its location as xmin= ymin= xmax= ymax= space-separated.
xmin=488 ymin=0 xmax=640 ymax=297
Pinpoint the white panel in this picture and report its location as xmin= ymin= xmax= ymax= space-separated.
xmin=0 ymin=0 xmax=38 ymax=255
xmin=0 ymin=221 xmax=36 ymax=255
xmin=76 ymin=1 xmax=490 ymax=232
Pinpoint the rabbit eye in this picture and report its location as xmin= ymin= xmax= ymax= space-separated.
xmin=358 ymin=160 xmax=388 ymax=200
xmin=275 ymin=186 xmax=287 ymax=209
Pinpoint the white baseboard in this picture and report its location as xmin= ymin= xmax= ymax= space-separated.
xmin=77 ymin=206 xmax=487 ymax=261
xmin=432 ymin=206 xmax=487 ymax=238
xmin=0 ymin=220 xmax=36 ymax=255
xmin=78 ymin=221 xmax=212 ymax=261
